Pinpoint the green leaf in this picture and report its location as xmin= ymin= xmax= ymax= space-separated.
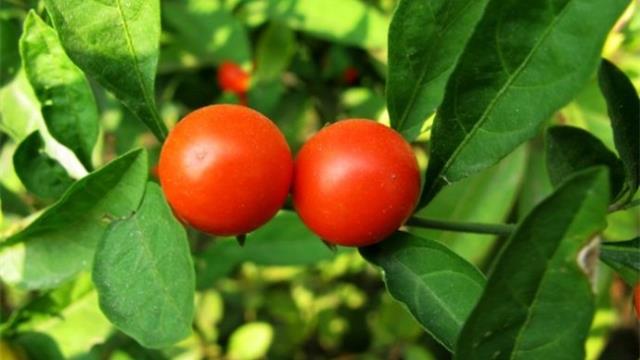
xmin=387 ymin=0 xmax=489 ymax=140
xmin=600 ymin=238 xmax=639 ymax=286
xmin=0 ymin=70 xmax=41 ymax=142
xmin=13 ymin=332 xmax=65 ymax=360
xmin=255 ymin=22 xmax=295 ymax=82
xmin=13 ymin=131 xmax=74 ymax=199
xmin=411 ymin=146 xmax=526 ymax=265
xmin=43 ymin=0 xmax=167 ymax=141
xmin=598 ymin=59 xmax=640 ymax=198
xmin=0 ymin=149 xmax=148 ymax=289
xmin=360 ymin=232 xmax=486 ymax=351
xmin=420 ymin=0 xmax=629 ymax=206
xmin=0 ymin=16 xmax=21 ymax=86
xmin=341 ymin=87 xmax=386 ymax=120
xmin=456 ymin=167 xmax=610 ymax=359
xmin=20 ymin=11 xmax=99 ymax=170
xmin=227 ymin=322 xmax=274 ymax=360
xmin=263 ymin=0 xmax=388 ymax=50
xmin=162 ymin=0 xmax=251 ymax=66
xmin=196 ymin=211 xmax=334 ymax=288
xmin=16 ymin=274 xmax=112 ymax=358
xmin=517 ymin=138 xmax=553 ymax=218
xmin=546 ymin=126 xmax=625 ymax=200
xmin=93 ymin=182 xmax=195 ymax=349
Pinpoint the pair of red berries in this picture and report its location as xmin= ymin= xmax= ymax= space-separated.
xmin=158 ymin=105 xmax=420 ymax=247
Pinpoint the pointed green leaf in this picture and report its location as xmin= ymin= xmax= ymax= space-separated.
xmin=43 ymin=0 xmax=167 ymax=141
xmin=546 ymin=126 xmax=625 ymax=200
xmin=0 ymin=149 xmax=148 ymax=289
xmin=13 ymin=131 xmax=74 ymax=199
xmin=387 ymin=0 xmax=489 ymax=140
xmin=93 ymin=182 xmax=195 ymax=349
xmin=255 ymin=22 xmax=295 ymax=82
xmin=456 ymin=167 xmax=610 ymax=359
xmin=360 ymin=232 xmax=486 ymax=350
xmin=598 ymin=59 xmax=640 ymax=198
xmin=421 ymin=0 xmax=628 ymax=206
xmin=600 ymin=238 xmax=639 ymax=286
xmin=20 ymin=11 xmax=99 ymax=170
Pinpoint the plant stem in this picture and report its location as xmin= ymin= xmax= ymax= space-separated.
xmin=406 ymin=217 xmax=516 ymax=236
xmin=608 ymin=198 xmax=640 ymax=213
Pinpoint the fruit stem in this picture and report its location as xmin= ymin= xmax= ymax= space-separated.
xmin=406 ymin=217 xmax=516 ymax=236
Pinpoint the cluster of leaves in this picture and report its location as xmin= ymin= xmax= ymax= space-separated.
xmin=0 ymin=0 xmax=638 ymax=359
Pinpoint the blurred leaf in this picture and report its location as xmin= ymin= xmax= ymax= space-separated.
xmin=13 ymin=131 xmax=74 ymax=199
xmin=270 ymin=91 xmax=314 ymax=152
xmin=546 ymin=126 xmax=625 ymax=200
xmin=20 ymin=11 xmax=99 ymax=169
xmin=404 ymin=345 xmax=436 ymax=360
xmin=456 ymin=167 xmax=609 ymax=359
xmin=263 ymin=0 xmax=388 ymax=50
xmin=247 ymin=80 xmax=285 ymax=115
xmin=227 ymin=322 xmax=273 ymax=360
xmin=420 ymin=0 xmax=628 ymax=207
xmin=0 ymin=70 xmax=41 ymax=141
xmin=43 ymin=0 xmax=167 ymax=141
xmin=517 ymin=138 xmax=553 ymax=218
xmin=600 ymin=238 xmax=639 ymax=286
xmin=12 ymin=274 xmax=113 ymax=358
xmin=0 ymin=149 xmax=148 ymax=289
xmin=0 ymin=16 xmax=21 ymax=86
xmin=387 ymin=0 xmax=489 ymax=140
xmin=603 ymin=205 xmax=640 ymax=240
xmin=93 ymin=182 xmax=195 ymax=349
xmin=341 ymin=87 xmax=385 ymax=120
xmin=195 ymin=290 xmax=223 ymax=342
xmin=163 ymin=0 xmax=251 ymax=66
xmin=0 ymin=184 xmax=30 ymax=217
xmin=13 ymin=332 xmax=64 ymax=360
xmin=255 ymin=22 xmax=296 ymax=81
xmin=598 ymin=58 xmax=640 ymax=199
xmin=360 ymin=232 xmax=486 ymax=351
xmin=412 ymin=146 xmax=526 ymax=264
xmin=196 ymin=211 xmax=334 ymax=288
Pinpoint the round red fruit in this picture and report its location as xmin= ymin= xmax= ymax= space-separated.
xmin=159 ymin=104 xmax=292 ymax=236
xmin=217 ymin=61 xmax=250 ymax=94
xmin=293 ymin=119 xmax=420 ymax=247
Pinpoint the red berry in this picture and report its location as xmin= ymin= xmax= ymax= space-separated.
xmin=342 ymin=67 xmax=359 ymax=85
xmin=218 ymin=61 xmax=250 ymax=94
xmin=158 ymin=105 xmax=292 ymax=235
xmin=293 ymin=119 xmax=420 ymax=246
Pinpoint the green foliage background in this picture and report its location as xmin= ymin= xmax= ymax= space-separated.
xmin=0 ymin=0 xmax=638 ymax=359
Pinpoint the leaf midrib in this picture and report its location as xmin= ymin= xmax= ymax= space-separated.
xmin=128 ymin=215 xmax=188 ymax=327
xmin=113 ymin=0 xmax=164 ymax=138
xmin=430 ymin=0 xmax=574 ymax=194
xmin=509 ymin=178 xmax=596 ymax=358
xmin=394 ymin=0 xmax=476 ymax=132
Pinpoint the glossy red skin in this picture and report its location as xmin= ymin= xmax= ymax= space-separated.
xmin=158 ymin=105 xmax=292 ymax=235
xmin=217 ymin=61 xmax=250 ymax=94
xmin=634 ymin=283 xmax=640 ymax=319
xmin=293 ymin=119 xmax=420 ymax=246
